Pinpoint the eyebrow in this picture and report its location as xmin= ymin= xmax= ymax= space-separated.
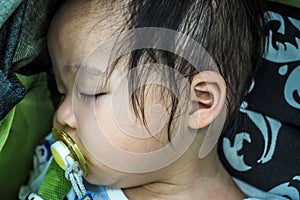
xmin=63 ymin=63 xmax=113 ymax=92
xmin=63 ymin=64 xmax=80 ymax=74
xmin=63 ymin=63 xmax=106 ymax=77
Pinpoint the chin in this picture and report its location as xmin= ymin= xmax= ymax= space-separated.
xmin=84 ymin=171 xmax=120 ymax=187
xmin=83 ymin=175 xmax=97 ymax=185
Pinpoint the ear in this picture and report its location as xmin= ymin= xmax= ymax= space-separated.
xmin=188 ymin=71 xmax=226 ymax=129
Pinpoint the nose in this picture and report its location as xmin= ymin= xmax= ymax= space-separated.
xmin=53 ymin=95 xmax=76 ymax=130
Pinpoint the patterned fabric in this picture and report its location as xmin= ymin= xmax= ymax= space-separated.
xmin=219 ymin=2 xmax=300 ymax=200
xmin=66 ymin=184 xmax=129 ymax=200
xmin=0 ymin=0 xmax=27 ymax=120
xmin=0 ymin=0 xmax=22 ymax=27
xmin=0 ymin=0 xmax=60 ymax=120
xmin=19 ymin=133 xmax=71 ymax=200
xmin=12 ymin=0 xmax=60 ymax=71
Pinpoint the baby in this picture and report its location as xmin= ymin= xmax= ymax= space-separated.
xmin=19 ymin=0 xmax=266 ymax=199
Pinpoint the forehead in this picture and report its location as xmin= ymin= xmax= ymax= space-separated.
xmin=47 ymin=0 xmax=126 ymax=72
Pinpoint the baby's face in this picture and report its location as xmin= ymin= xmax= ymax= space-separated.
xmin=48 ymin=1 xmax=194 ymax=187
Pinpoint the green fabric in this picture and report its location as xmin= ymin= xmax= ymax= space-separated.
xmin=39 ymin=160 xmax=71 ymax=200
xmin=0 ymin=72 xmax=55 ymax=199
xmin=0 ymin=0 xmax=23 ymax=28
xmin=12 ymin=0 xmax=59 ymax=70
xmin=0 ymin=108 xmax=16 ymax=152
xmin=270 ymin=0 xmax=300 ymax=8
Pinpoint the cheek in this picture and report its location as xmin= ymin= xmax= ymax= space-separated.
xmin=83 ymin=151 xmax=120 ymax=185
xmin=74 ymin=93 xmax=175 ymax=176
xmin=95 ymin=95 xmax=169 ymax=153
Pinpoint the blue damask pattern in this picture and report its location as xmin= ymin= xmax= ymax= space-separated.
xmin=219 ymin=2 xmax=300 ymax=200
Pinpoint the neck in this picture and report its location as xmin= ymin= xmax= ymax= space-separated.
xmin=123 ymin=148 xmax=245 ymax=200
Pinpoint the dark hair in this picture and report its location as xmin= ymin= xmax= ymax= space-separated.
xmin=109 ymin=0 xmax=266 ymax=139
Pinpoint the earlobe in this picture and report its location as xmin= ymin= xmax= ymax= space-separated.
xmin=188 ymin=71 xmax=226 ymax=129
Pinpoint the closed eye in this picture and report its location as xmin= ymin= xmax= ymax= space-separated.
xmin=79 ymin=93 xmax=106 ymax=103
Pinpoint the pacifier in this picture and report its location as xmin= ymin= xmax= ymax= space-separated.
xmin=50 ymin=128 xmax=88 ymax=176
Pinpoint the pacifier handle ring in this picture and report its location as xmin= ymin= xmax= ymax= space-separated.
xmin=52 ymin=128 xmax=88 ymax=176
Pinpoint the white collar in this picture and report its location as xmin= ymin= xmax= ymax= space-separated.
xmin=105 ymin=186 xmax=129 ymax=200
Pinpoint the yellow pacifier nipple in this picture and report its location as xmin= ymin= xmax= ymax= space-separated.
xmin=50 ymin=128 xmax=88 ymax=176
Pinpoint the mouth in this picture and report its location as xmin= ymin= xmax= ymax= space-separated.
xmin=51 ymin=128 xmax=89 ymax=176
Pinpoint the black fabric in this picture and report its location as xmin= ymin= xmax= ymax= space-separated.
xmin=246 ymin=60 xmax=300 ymax=126
xmin=219 ymin=2 xmax=300 ymax=199
xmin=0 ymin=0 xmax=27 ymax=120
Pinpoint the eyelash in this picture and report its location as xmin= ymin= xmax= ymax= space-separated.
xmin=56 ymin=91 xmax=105 ymax=104
xmin=79 ymin=93 xmax=105 ymax=103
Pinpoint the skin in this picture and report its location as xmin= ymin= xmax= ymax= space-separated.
xmin=48 ymin=1 xmax=245 ymax=199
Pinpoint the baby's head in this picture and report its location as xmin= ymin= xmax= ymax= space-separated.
xmin=48 ymin=0 xmax=264 ymax=187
